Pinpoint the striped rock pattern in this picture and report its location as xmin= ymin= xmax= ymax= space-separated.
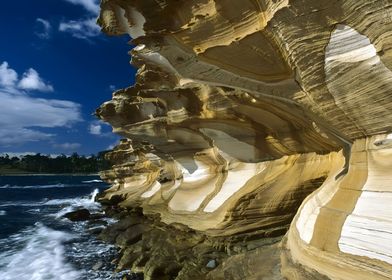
xmin=96 ymin=0 xmax=392 ymax=279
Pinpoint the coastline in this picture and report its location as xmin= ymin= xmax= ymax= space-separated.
xmin=0 ymin=173 xmax=100 ymax=176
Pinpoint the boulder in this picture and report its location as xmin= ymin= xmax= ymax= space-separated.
xmin=63 ymin=208 xmax=91 ymax=221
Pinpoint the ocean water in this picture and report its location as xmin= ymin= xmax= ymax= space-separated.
xmin=0 ymin=175 xmax=131 ymax=280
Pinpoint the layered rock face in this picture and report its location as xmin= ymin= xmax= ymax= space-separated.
xmin=96 ymin=1 xmax=392 ymax=279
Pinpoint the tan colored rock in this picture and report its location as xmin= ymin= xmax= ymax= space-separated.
xmin=96 ymin=0 xmax=392 ymax=279
xmin=283 ymin=135 xmax=392 ymax=280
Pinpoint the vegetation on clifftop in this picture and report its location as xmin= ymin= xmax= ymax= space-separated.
xmin=0 ymin=152 xmax=111 ymax=174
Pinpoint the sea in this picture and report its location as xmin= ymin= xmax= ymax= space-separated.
xmin=0 ymin=175 xmax=132 ymax=280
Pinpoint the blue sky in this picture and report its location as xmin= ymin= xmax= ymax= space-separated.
xmin=0 ymin=0 xmax=136 ymax=156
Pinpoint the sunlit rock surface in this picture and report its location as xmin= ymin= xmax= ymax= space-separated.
xmin=96 ymin=1 xmax=392 ymax=279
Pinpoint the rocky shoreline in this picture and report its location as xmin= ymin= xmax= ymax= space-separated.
xmin=96 ymin=196 xmax=283 ymax=280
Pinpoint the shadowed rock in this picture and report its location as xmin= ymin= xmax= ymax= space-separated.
xmin=63 ymin=208 xmax=91 ymax=221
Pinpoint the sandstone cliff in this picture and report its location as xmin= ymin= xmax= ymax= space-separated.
xmin=95 ymin=1 xmax=392 ymax=279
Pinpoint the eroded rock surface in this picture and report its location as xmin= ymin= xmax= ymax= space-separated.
xmin=96 ymin=0 xmax=392 ymax=279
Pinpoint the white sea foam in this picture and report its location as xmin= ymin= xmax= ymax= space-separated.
xmin=26 ymin=208 xmax=41 ymax=214
xmin=0 ymin=223 xmax=81 ymax=280
xmin=44 ymin=189 xmax=101 ymax=218
xmin=0 ymin=189 xmax=101 ymax=212
xmin=0 ymin=210 xmax=6 ymax=216
xmin=90 ymin=188 xmax=99 ymax=202
xmin=82 ymin=179 xmax=103 ymax=183
xmin=0 ymin=202 xmax=43 ymax=207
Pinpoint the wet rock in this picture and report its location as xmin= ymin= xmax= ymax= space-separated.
xmin=99 ymin=216 xmax=145 ymax=243
xmin=89 ymin=213 xmax=106 ymax=220
xmin=115 ymin=224 xmax=145 ymax=246
xmin=63 ymin=208 xmax=90 ymax=221
xmin=122 ymin=274 xmax=143 ymax=280
xmin=87 ymin=219 xmax=108 ymax=227
xmin=87 ymin=226 xmax=105 ymax=235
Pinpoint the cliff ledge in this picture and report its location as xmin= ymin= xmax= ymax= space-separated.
xmin=96 ymin=1 xmax=392 ymax=279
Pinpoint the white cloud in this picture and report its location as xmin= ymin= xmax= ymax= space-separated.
xmin=89 ymin=122 xmax=102 ymax=135
xmin=53 ymin=142 xmax=81 ymax=150
xmin=59 ymin=18 xmax=101 ymax=39
xmin=0 ymin=152 xmax=36 ymax=158
xmin=18 ymin=68 xmax=54 ymax=92
xmin=35 ymin=18 xmax=52 ymax=39
xmin=63 ymin=0 xmax=99 ymax=15
xmin=1 ymin=152 xmax=70 ymax=158
xmin=0 ymin=93 xmax=81 ymax=145
xmin=0 ymin=62 xmax=18 ymax=88
xmin=1 ymin=62 xmax=53 ymax=92
xmin=60 ymin=0 xmax=101 ymax=40
xmin=0 ymin=127 xmax=53 ymax=146
xmin=0 ymin=61 xmax=82 ymax=147
xmin=0 ymin=94 xmax=80 ymax=128
xmin=88 ymin=121 xmax=113 ymax=137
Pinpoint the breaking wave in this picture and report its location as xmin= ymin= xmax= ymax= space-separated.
xmin=0 ymin=223 xmax=81 ymax=280
xmin=44 ymin=188 xmax=101 ymax=218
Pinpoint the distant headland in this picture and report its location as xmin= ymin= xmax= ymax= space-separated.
xmin=0 ymin=152 xmax=111 ymax=175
